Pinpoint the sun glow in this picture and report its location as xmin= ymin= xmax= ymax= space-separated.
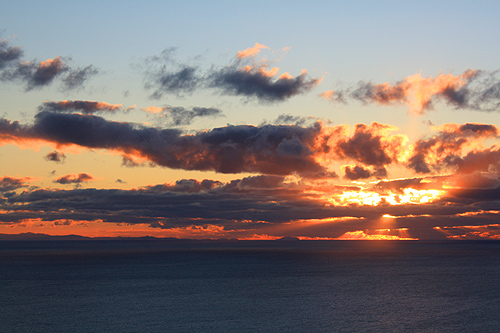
xmin=334 ymin=188 xmax=444 ymax=206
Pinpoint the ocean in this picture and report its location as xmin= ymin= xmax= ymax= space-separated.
xmin=1 ymin=240 xmax=499 ymax=332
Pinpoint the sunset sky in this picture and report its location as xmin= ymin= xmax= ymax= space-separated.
xmin=1 ymin=1 xmax=500 ymax=240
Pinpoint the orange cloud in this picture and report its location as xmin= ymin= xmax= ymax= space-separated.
xmin=350 ymin=70 xmax=477 ymax=114
xmin=236 ymin=43 xmax=270 ymax=59
xmin=141 ymin=106 xmax=166 ymax=114
xmin=320 ymin=90 xmax=335 ymax=100
xmin=336 ymin=230 xmax=417 ymax=240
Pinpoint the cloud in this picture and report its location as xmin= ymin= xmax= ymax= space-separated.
xmin=60 ymin=65 xmax=99 ymax=91
xmin=0 ymin=176 xmax=31 ymax=192
xmin=440 ymin=70 xmax=500 ymax=112
xmin=0 ymin=39 xmax=23 ymax=69
xmin=0 ymin=111 xmax=336 ymax=178
xmin=332 ymin=70 xmax=484 ymax=114
xmin=333 ymin=122 xmax=406 ymax=169
xmin=142 ymin=105 xmax=224 ymax=126
xmin=45 ymin=151 xmax=66 ymax=163
xmin=236 ymin=43 xmax=269 ymax=59
xmin=54 ymin=173 xmax=94 ymax=184
xmin=39 ymin=100 xmax=124 ymax=114
xmin=4 ymin=111 xmax=500 ymax=181
xmin=143 ymin=44 xmax=320 ymax=102
xmin=5 ymin=56 xmax=68 ymax=90
xmin=407 ymin=123 xmax=499 ymax=174
xmin=261 ymin=113 xmax=311 ymax=126
xmin=0 ymin=39 xmax=97 ymax=90
xmin=147 ymin=65 xmax=200 ymax=99
xmin=319 ymin=90 xmax=335 ymax=101
xmin=208 ymin=67 xmax=320 ymax=102
xmin=3 ymin=174 xmax=500 ymax=239
xmin=343 ymin=165 xmax=374 ymax=180
xmin=141 ymin=47 xmax=201 ymax=98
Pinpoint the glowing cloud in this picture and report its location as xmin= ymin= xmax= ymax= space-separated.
xmin=336 ymin=230 xmax=417 ymax=240
xmin=236 ymin=43 xmax=270 ymax=59
xmin=54 ymin=173 xmax=94 ymax=185
xmin=340 ymin=70 xmax=478 ymax=114
xmin=334 ymin=188 xmax=444 ymax=206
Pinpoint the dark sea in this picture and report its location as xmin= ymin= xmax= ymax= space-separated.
xmin=1 ymin=240 xmax=499 ymax=332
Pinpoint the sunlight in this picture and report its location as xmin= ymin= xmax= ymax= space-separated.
xmin=334 ymin=188 xmax=444 ymax=206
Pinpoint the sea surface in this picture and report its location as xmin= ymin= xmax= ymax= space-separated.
xmin=1 ymin=240 xmax=500 ymax=332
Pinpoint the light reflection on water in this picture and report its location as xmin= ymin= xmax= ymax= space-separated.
xmin=1 ymin=240 xmax=499 ymax=332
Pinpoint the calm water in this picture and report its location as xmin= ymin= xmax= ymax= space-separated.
xmin=1 ymin=240 xmax=499 ymax=332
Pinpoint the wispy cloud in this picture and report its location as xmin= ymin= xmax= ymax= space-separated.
xmin=142 ymin=105 xmax=224 ymax=126
xmin=236 ymin=43 xmax=270 ymax=59
xmin=143 ymin=43 xmax=321 ymax=103
xmin=0 ymin=39 xmax=98 ymax=91
xmin=325 ymin=69 xmax=500 ymax=114
xmin=45 ymin=151 xmax=66 ymax=163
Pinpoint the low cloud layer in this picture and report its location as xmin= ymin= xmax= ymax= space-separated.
xmin=2 ymin=174 xmax=500 ymax=239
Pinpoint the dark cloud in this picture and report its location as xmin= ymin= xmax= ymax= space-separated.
xmin=343 ymin=165 xmax=372 ymax=180
xmin=0 ymin=39 xmax=23 ymax=69
xmin=350 ymin=81 xmax=407 ymax=106
xmin=147 ymin=66 xmax=200 ymax=99
xmin=0 ymin=39 xmax=97 ymax=90
xmin=333 ymin=123 xmax=397 ymax=168
xmin=39 ymin=100 xmax=123 ymax=114
xmin=60 ymin=65 xmax=99 ymax=91
xmin=2 ymin=175 xmax=500 ymax=239
xmin=441 ymin=70 xmax=500 ymax=112
xmin=370 ymin=178 xmax=455 ymax=197
xmin=45 ymin=151 xmax=66 ymax=163
xmin=149 ymin=106 xmax=224 ymax=126
xmin=54 ymin=173 xmax=94 ymax=184
xmin=142 ymin=46 xmax=320 ymax=102
xmin=208 ymin=66 xmax=320 ymax=102
xmin=0 ymin=176 xmax=30 ymax=192
xmin=0 ymin=112 xmax=335 ymax=178
xmin=2 ymin=56 xmax=68 ymax=90
xmin=264 ymin=114 xmax=310 ymax=126
xmin=142 ymin=48 xmax=201 ymax=98
xmin=235 ymin=175 xmax=285 ymax=189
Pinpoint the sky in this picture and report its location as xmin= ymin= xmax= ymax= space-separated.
xmin=1 ymin=0 xmax=500 ymax=240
